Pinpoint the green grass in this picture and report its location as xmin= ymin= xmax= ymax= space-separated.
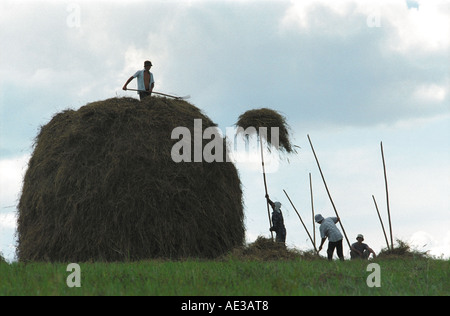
xmin=1 ymin=258 xmax=448 ymax=296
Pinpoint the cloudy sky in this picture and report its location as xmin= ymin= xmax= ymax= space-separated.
xmin=1 ymin=0 xmax=449 ymax=262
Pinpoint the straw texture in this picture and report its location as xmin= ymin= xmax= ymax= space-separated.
xmin=235 ymin=108 xmax=294 ymax=153
xmin=18 ymin=97 xmax=244 ymax=262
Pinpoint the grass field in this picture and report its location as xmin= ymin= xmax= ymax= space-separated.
xmin=1 ymin=257 xmax=448 ymax=296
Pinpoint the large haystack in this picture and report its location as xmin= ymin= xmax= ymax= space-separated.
xmin=18 ymin=97 xmax=244 ymax=262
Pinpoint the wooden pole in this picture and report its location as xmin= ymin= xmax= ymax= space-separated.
xmin=283 ymin=189 xmax=317 ymax=252
xmin=372 ymin=195 xmax=390 ymax=250
xmin=260 ymin=136 xmax=274 ymax=241
xmin=125 ymin=88 xmax=190 ymax=100
xmin=307 ymin=134 xmax=352 ymax=249
xmin=380 ymin=142 xmax=394 ymax=250
xmin=309 ymin=173 xmax=316 ymax=249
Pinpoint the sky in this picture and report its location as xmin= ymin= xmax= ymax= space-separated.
xmin=0 ymin=0 xmax=449 ymax=262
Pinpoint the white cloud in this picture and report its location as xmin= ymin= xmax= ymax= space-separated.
xmin=384 ymin=0 xmax=450 ymax=53
xmin=280 ymin=0 xmax=364 ymax=35
xmin=274 ymin=0 xmax=450 ymax=129
xmin=0 ymin=212 xmax=17 ymax=262
xmin=281 ymin=0 xmax=450 ymax=55
xmin=413 ymin=84 xmax=448 ymax=103
xmin=0 ymin=212 xmax=17 ymax=230
xmin=0 ymin=154 xmax=29 ymax=207
xmin=410 ymin=230 xmax=450 ymax=258
xmin=0 ymin=156 xmax=27 ymax=262
xmin=1 ymin=0 xmax=449 ymax=130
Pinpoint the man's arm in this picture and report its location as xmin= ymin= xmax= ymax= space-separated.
xmin=318 ymin=237 xmax=327 ymax=252
xmin=123 ymin=76 xmax=134 ymax=90
xmin=368 ymin=246 xmax=377 ymax=258
xmin=265 ymin=194 xmax=275 ymax=209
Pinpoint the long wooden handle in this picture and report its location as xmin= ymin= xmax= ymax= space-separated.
xmin=260 ymin=136 xmax=273 ymax=241
xmin=380 ymin=142 xmax=394 ymax=250
xmin=307 ymin=134 xmax=351 ymax=249
xmin=372 ymin=195 xmax=390 ymax=250
xmin=284 ymin=189 xmax=317 ymax=252
xmin=125 ymin=89 xmax=189 ymax=100
xmin=309 ymin=173 xmax=316 ymax=249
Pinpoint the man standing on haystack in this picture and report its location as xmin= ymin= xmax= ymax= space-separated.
xmin=265 ymin=194 xmax=286 ymax=243
xmin=123 ymin=60 xmax=155 ymax=101
xmin=315 ymin=214 xmax=344 ymax=261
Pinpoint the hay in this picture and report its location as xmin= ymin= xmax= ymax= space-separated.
xmin=227 ymin=236 xmax=322 ymax=261
xmin=17 ymin=97 xmax=244 ymax=262
xmin=235 ymin=108 xmax=295 ymax=154
xmin=377 ymin=239 xmax=429 ymax=259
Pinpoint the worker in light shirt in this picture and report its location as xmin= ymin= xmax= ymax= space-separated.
xmin=123 ymin=60 xmax=155 ymax=100
xmin=315 ymin=214 xmax=344 ymax=261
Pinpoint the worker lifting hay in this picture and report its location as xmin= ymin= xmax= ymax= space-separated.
xmin=235 ymin=108 xmax=296 ymax=241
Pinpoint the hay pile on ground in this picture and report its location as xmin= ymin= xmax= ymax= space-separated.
xmin=235 ymin=108 xmax=294 ymax=154
xmin=17 ymin=97 xmax=244 ymax=262
xmin=377 ymin=239 xmax=429 ymax=259
xmin=227 ymin=236 xmax=321 ymax=261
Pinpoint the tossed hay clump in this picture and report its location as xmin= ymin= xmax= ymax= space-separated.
xmin=18 ymin=97 xmax=244 ymax=262
xmin=235 ymin=108 xmax=296 ymax=241
xmin=235 ymin=108 xmax=295 ymax=154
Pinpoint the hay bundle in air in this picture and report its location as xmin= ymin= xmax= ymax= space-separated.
xmin=234 ymin=107 xmax=296 ymax=241
xmin=235 ymin=108 xmax=294 ymax=154
xmin=17 ymin=97 xmax=244 ymax=262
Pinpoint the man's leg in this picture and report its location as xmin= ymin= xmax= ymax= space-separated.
xmin=275 ymin=233 xmax=282 ymax=243
xmin=336 ymin=239 xmax=344 ymax=261
xmin=280 ymin=228 xmax=286 ymax=243
xmin=327 ymin=242 xmax=336 ymax=260
xmin=275 ymin=231 xmax=286 ymax=244
xmin=363 ymin=250 xmax=370 ymax=259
